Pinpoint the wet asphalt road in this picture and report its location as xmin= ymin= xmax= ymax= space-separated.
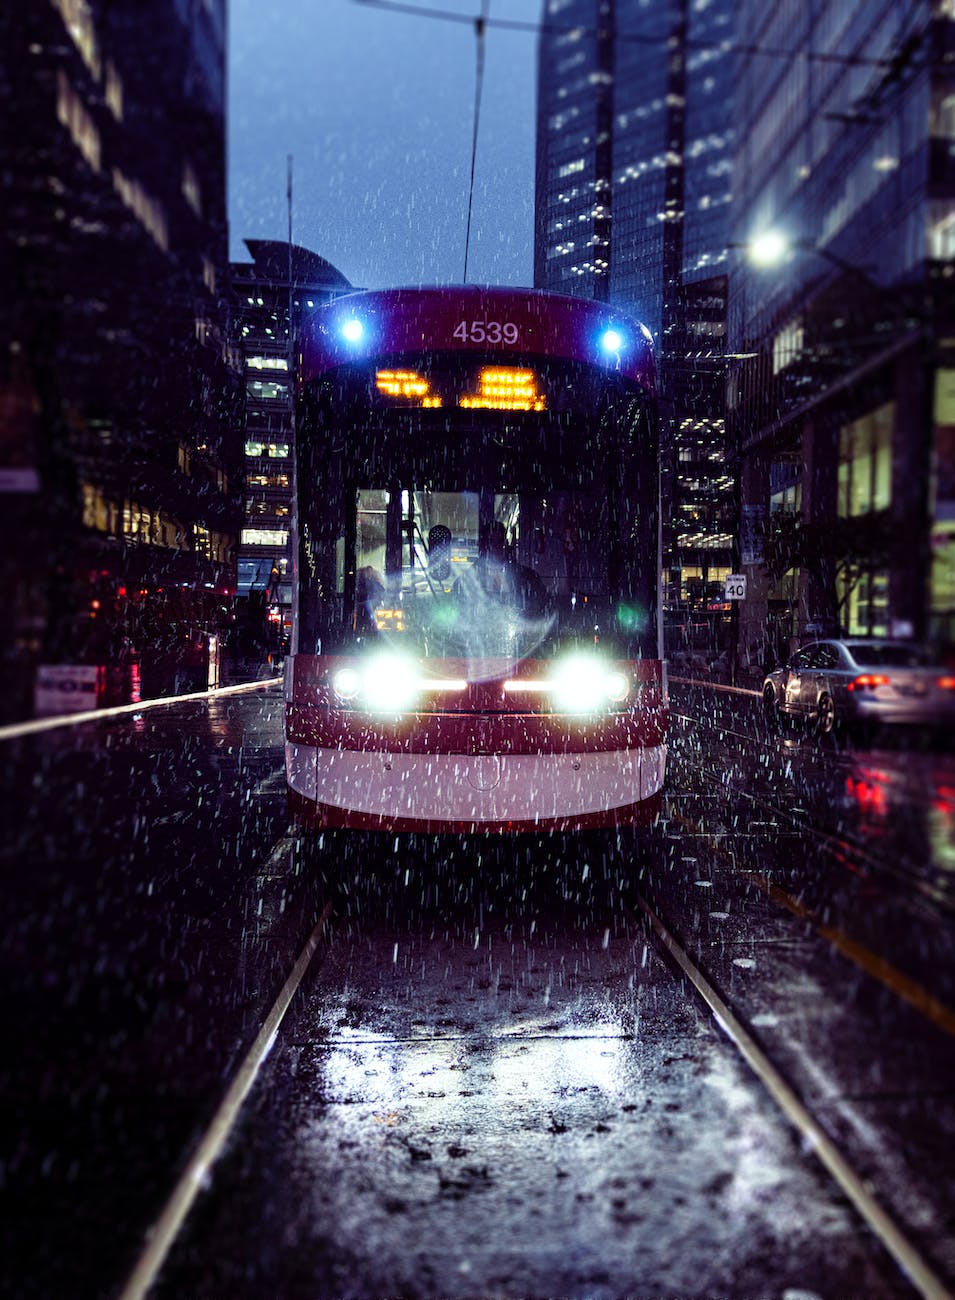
xmin=153 ymin=836 xmax=918 ymax=1300
xmin=2 ymin=682 xmax=954 ymax=1298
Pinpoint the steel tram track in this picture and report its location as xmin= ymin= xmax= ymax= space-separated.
xmin=116 ymin=830 xmax=953 ymax=1300
xmin=631 ymin=890 xmax=953 ymax=1300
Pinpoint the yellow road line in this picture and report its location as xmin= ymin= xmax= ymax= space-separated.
xmin=669 ymin=806 xmax=955 ymax=1039
xmin=745 ymin=871 xmax=955 ymax=1038
xmin=639 ymin=892 xmax=954 ymax=1300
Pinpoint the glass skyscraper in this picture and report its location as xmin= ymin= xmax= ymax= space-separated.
xmin=535 ymin=0 xmax=737 ymax=650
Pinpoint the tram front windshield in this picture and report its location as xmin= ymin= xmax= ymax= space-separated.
xmin=296 ymin=357 xmax=658 ymax=664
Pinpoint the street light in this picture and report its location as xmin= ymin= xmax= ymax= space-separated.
xmin=737 ymin=230 xmax=876 ymax=286
xmin=747 ymin=230 xmax=790 ymax=270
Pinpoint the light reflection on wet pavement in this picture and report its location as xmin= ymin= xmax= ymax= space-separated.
xmin=154 ymin=886 xmax=918 ymax=1299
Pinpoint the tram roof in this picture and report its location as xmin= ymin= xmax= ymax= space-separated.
xmin=298 ymin=285 xmax=656 ymax=389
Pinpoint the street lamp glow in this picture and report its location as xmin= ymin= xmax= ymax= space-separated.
xmin=747 ymin=230 xmax=790 ymax=269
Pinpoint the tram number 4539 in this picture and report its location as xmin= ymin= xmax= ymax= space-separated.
xmin=452 ymin=320 xmax=519 ymax=345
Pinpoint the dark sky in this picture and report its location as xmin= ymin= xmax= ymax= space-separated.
xmin=228 ymin=0 xmax=542 ymax=289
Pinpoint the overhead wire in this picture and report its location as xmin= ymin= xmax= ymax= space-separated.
xmin=351 ymin=0 xmax=926 ymax=71
xmin=463 ymin=0 xmax=489 ymax=283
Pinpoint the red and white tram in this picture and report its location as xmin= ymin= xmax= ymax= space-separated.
xmin=284 ymin=286 xmax=666 ymax=831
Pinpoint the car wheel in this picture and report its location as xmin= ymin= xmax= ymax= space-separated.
xmin=816 ymin=692 xmax=835 ymax=735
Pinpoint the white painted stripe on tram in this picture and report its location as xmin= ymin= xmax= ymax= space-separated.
xmin=637 ymin=893 xmax=953 ymax=1300
xmin=116 ymin=875 xmax=333 ymax=1300
xmin=0 ymin=677 xmax=283 ymax=744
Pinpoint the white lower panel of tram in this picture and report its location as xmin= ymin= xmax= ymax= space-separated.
xmin=286 ymin=743 xmax=666 ymax=822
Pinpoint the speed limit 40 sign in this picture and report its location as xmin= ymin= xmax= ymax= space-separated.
xmin=724 ymin=574 xmax=747 ymax=600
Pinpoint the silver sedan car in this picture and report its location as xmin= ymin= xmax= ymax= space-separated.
xmin=762 ymin=639 xmax=955 ymax=733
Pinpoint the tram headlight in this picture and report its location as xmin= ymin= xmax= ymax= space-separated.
xmin=549 ymin=655 xmax=630 ymax=713
xmin=341 ymin=318 xmax=364 ymax=343
xmin=331 ymin=666 xmax=362 ymax=700
xmin=363 ymin=652 xmax=419 ymax=711
xmin=600 ymin=327 xmax=624 ymax=353
xmin=334 ymin=652 xmax=420 ymax=712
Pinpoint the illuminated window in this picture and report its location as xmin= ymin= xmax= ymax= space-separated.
xmin=182 ymin=162 xmax=202 ymax=216
xmin=247 ymin=379 xmax=288 ymax=401
xmin=928 ymin=202 xmax=955 ymax=259
xmin=839 ymin=570 xmax=889 ymax=637
xmin=558 ymin=159 xmax=585 ymax=178
xmin=932 ymin=523 xmax=955 ymax=616
xmin=838 ymin=404 xmax=893 ymax=517
xmin=112 ymin=168 xmax=168 ymax=251
xmin=772 ymin=319 xmax=805 ymax=374
xmin=241 ymin=527 xmax=289 ymax=547
xmin=56 ymin=72 xmax=100 ymax=171
xmin=933 ymin=91 xmax=955 ymax=139
xmin=104 ymin=60 xmax=123 ymax=120
xmin=202 ymin=258 xmax=216 ymax=294
xmin=51 ymin=0 xmax=100 ymax=78
xmin=248 ymin=500 xmax=289 ymax=517
xmin=247 ymin=355 xmax=289 ymax=371
xmin=245 ymin=441 xmax=290 ymax=458
xmin=81 ymin=482 xmax=116 ymax=533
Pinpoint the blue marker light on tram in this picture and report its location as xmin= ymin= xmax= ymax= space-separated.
xmin=341 ymin=319 xmax=364 ymax=343
xmin=600 ymin=328 xmax=623 ymax=353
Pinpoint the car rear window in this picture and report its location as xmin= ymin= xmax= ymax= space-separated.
xmin=848 ymin=644 xmax=935 ymax=668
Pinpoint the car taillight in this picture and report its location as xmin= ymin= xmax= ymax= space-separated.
xmin=938 ymin=675 xmax=955 ymax=691
xmin=848 ymin=673 xmax=890 ymax=691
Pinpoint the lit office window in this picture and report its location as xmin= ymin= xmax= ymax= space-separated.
xmin=245 ymin=441 xmax=290 ymax=459
xmin=182 ymin=162 xmax=202 ymax=216
xmin=247 ymin=379 xmax=288 ymax=401
xmin=104 ymin=60 xmax=123 ymax=119
xmin=241 ymin=527 xmax=289 ymax=547
xmin=51 ymin=0 xmax=100 ymax=78
xmin=246 ymin=356 xmax=289 ymax=371
xmin=928 ymin=202 xmax=955 ymax=259
xmin=837 ymin=403 xmax=893 ymax=517
xmin=56 ymin=71 xmax=100 ymax=171
xmin=112 ymin=168 xmax=169 ymax=251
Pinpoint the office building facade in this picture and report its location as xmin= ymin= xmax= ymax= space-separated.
xmin=0 ymin=0 xmax=242 ymax=719
xmin=730 ymin=1 xmax=955 ymax=664
xmin=229 ymin=240 xmax=354 ymax=658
